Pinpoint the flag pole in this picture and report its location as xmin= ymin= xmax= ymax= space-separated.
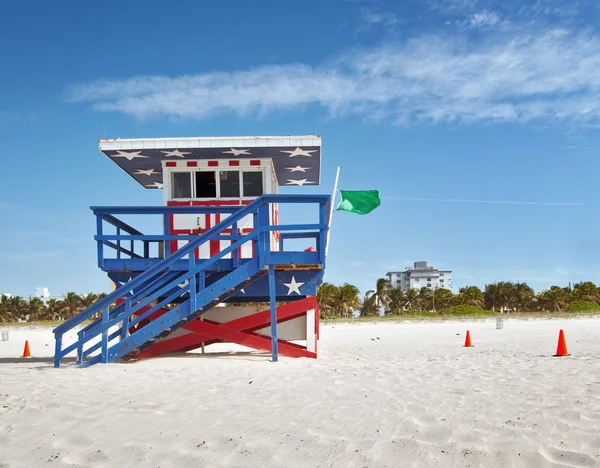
xmin=325 ymin=166 xmax=340 ymax=258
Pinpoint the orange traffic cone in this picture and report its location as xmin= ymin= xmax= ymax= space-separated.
xmin=554 ymin=329 xmax=570 ymax=357
xmin=22 ymin=340 xmax=31 ymax=358
xmin=464 ymin=330 xmax=473 ymax=347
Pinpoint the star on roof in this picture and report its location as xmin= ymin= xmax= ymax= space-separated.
xmin=283 ymin=276 xmax=304 ymax=295
xmin=134 ymin=168 xmax=161 ymax=176
xmin=285 ymin=165 xmax=310 ymax=173
xmin=145 ymin=181 xmax=163 ymax=189
xmin=161 ymin=149 xmax=192 ymax=158
xmin=281 ymin=147 xmax=317 ymax=157
xmin=223 ymin=148 xmax=252 ymax=156
xmin=112 ymin=151 xmax=150 ymax=161
xmin=286 ymin=178 xmax=314 ymax=186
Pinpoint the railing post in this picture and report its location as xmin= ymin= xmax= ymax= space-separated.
xmin=101 ymin=307 xmax=109 ymax=364
xmin=96 ymin=215 xmax=104 ymax=268
xmin=54 ymin=333 xmax=62 ymax=368
xmin=257 ymin=201 xmax=270 ymax=267
xmin=232 ymin=221 xmax=239 ymax=267
xmin=189 ymin=255 xmax=197 ymax=313
xmin=144 ymin=241 xmax=150 ymax=259
xmin=163 ymin=214 xmax=170 ymax=257
xmin=318 ymin=201 xmax=327 ymax=264
xmin=76 ymin=330 xmax=84 ymax=365
xmin=116 ymin=226 xmax=121 ymax=259
xmin=121 ymin=298 xmax=131 ymax=340
xmin=268 ymin=264 xmax=279 ymax=362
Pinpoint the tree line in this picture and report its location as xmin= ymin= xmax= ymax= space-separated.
xmin=0 ymin=293 xmax=107 ymax=323
xmin=317 ymin=280 xmax=600 ymax=318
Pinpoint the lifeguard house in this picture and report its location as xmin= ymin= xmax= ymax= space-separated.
xmin=53 ymin=136 xmax=330 ymax=367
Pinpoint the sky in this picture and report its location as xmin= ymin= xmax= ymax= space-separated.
xmin=1 ymin=0 xmax=600 ymax=297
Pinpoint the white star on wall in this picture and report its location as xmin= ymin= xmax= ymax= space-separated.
xmin=286 ymin=179 xmax=313 ymax=186
xmin=145 ymin=181 xmax=164 ymax=189
xmin=281 ymin=147 xmax=317 ymax=157
xmin=161 ymin=149 xmax=192 ymax=158
xmin=223 ymin=148 xmax=252 ymax=156
xmin=283 ymin=276 xmax=304 ymax=295
xmin=112 ymin=151 xmax=150 ymax=161
xmin=134 ymin=168 xmax=160 ymax=176
xmin=285 ymin=165 xmax=310 ymax=173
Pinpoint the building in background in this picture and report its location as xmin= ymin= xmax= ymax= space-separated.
xmin=387 ymin=261 xmax=453 ymax=291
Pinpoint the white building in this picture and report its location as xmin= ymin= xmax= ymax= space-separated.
xmin=387 ymin=261 xmax=453 ymax=291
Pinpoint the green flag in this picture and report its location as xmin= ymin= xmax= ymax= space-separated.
xmin=336 ymin=190 xmax=381 ymax=215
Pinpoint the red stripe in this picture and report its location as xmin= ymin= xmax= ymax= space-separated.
xmin=208 ymin=161 xmax=218 ymax=167
xmin=250 ymin=160 xmax=260 ymax=166
xmin=210 ymin=213 xmax=220 ymax=257
xmin=166 ymin=161 xmax=176 ymax=167
xmin=229 ymin=160 xmax=240 ymax=167
xmin=186 ymin=161 xmax=197 ymax=167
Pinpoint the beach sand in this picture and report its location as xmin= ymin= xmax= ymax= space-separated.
xmin=1 ymin=318 xmax=600 ymax=467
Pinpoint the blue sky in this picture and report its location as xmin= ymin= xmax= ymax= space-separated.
xmin=1 ymin=0 xmax=600 ymax=297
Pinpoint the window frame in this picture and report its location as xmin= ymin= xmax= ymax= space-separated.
xmin=169 ymin=167 xmax=266 ymax=201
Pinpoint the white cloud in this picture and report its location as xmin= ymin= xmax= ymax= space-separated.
xmin=467 ymin=10 xmax=510 ymax=28
xmin=355 ymin=8 xmax=399 ymax=35
xmin=68 ymin=28 xmax=600 ymax=126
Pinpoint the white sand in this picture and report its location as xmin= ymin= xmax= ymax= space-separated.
xmin=1 ymin=318 xmax=600 ymax=467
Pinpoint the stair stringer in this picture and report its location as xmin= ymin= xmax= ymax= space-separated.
xmin=80 ymin=258 xmax=264 ymax=366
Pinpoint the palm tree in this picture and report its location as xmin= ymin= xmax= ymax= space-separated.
xmin=367 ymin=278 xmax=390 ymax=312
xmin=571 ymin=282 xmax=599 ymax=304
xmin=417 ymin=287 xmax=433 ymax=311
xmin=61 ymin=292 xmax=83 ymax=320
xmin=317 ymin=282 xmax=339 ymax=319
xmin=332 ymin=283 xmax=360 ymax=318
xmin=358 ymin=293 xmax=379 ymax=317
xmin=404 ymin=288 xmax=418 ymax=310
xmin=513 ymin=282 xmax=534 ymax=312
xmin=433 ymin=288 xmax=454 ymax=310
xmin=386 ymin=287 xmax=406 ymax=315
xmin=45 ymin=299 xmax=64 ymax=321
xmin=79 ymin=293 xmax=100 ymax=309
xmin=538 ymin=286 xmax=569 ymax=312
xmin=457 ymin=286 xmax=484 ymax=307
xmin=484 ymin=283 xmax=502 ymax=311
xmin=0 ymin=295 xmax=14 ymax=323
xmin=26 ymin=298 xmax=47 ymax=321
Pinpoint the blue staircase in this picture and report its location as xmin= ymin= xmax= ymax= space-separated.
xmin=53 ymin=194 xmax=330 ymax=368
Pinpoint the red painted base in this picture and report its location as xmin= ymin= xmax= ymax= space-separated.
xmin=126 ymin=296 xmax=319 ymax=360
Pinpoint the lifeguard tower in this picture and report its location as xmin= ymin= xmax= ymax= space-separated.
xmin=53 ymin=136 xmax=330 ymax=367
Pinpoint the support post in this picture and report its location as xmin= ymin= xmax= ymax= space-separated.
xmin=101 ymin=307 xmax=109 ymax=364
xmin=76 ymin=330 xmax=84 ymax=364
xmin=268 ymin=264 xmax=279 ymax=362
xmin=54 ymin=334 xmax=62 ymax=368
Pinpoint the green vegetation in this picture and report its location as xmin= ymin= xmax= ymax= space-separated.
xmin=570 ymin=300 xmax=600 ymax=312
xmin=0 ymin=293 xmax=107 ymax=324
xmin=317 ymin=279 xmax=600 ymax=319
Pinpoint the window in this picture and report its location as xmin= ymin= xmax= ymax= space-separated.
xmin=427 ymin=277 xmax=431 ymax=281
xmin=219 ymin=171 xmax=240 ymax=198
xmin=243 ymin=171 xmax=263 ymax=197
xmin=172 ymin=172 xmax=192 ymax=198
xmin=440 ymin=273 xmax=444 ymax=276
xmin=195 ymin=171 xmax=216 ymax=198
xmin=427 ymin=283 xmax=432 ymax=288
